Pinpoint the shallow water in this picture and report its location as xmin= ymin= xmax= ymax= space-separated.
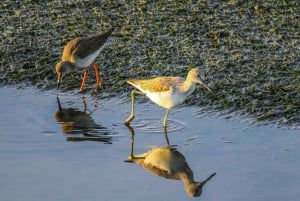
xmin=0 ymin=86 xmax=299 ymax=201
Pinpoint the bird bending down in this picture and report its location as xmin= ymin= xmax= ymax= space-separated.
xmin=55 ymin=28 xmax=114 ymax=91
xmin=124 ymin=67 xmax=214 ymax=128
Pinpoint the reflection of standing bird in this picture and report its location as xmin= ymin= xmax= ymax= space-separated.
xmin=55 ymin=28 xmax=114 ymax=90
xmin=125 ymin=125 xmax=216 ymax=197
xmin=126 ymin=146 xmax=216 ymax=197
xmin=55 ymin=96 xmax=111 ymax=143
xmin=125 ymin=67 xmax=214 ymax=128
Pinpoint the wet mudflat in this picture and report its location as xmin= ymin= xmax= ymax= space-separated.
xmin=0 ymin=86 xmax=299 ymax=201
xmin=1 ymin=1 xmax=299 ymax=126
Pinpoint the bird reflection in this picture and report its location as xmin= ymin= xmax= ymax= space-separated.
xmin=55 ymin=96 xmax=112 ymax=143
xmin=124 ymin=125 xmax=216 ymax=197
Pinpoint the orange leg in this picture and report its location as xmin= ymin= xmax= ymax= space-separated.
xmin=80 ymin=68 xmax=88 ymax=91
xmin=93 ymin=63 xmax=102 ymax=88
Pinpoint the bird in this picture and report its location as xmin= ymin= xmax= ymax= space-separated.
xmin=124 ymin=67 xmax=214 ymax=128
xmin=124 ymin=125 xmax=216 ymax=197
xmin=55 ymin=27 xmax=114 ymax=91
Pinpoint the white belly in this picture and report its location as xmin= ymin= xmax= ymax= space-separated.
xmin=74 ymin=46 xmax=105 ymax=68
xmin=146 ymin=90 xmax=190 ymax=109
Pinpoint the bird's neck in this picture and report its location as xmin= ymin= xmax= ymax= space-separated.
xmin=179 ymin=171 xmax=195 ymax=187
xmin=181 ymin=81 xmax=196 ymax=95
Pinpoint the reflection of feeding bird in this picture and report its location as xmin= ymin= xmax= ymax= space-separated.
xmin=125 ymin=67 xmax=214 ymax=128
xmin=55 ymin=96 xmax=112 ymax=143
xmin=55 ymin=28 xmax=114 ymax=91
xmin=125 ymin=125 xmax=216 ymax=197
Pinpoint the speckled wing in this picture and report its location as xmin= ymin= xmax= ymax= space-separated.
xmin=127 ymin=77 xmax=184 ymax=93
xmin=136 ymin=147 xmax=185 ymax=180
xmin=140 ymin=162 xmax=175 ymax=179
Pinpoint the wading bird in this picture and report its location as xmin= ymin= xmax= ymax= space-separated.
xmin=124 ymin=67 xmax=214 ymax=128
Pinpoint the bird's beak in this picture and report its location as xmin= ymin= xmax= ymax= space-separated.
xmin=56 ymin=96 xmax=62 ymax=111
xmin=57 ymin=73 xmax=62 ymax=90
xmin=197 ymin=78 xmax=214 ymax=94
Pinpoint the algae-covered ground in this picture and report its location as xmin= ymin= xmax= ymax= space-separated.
xmin=0 ymin=0 xmax=299 ymax=127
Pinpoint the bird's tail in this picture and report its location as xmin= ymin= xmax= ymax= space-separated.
xmin=105 ymin=37 xmax=123 ymax=46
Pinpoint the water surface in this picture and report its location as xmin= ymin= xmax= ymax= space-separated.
xmin=0 ymin=86 xmax=299 ymax=201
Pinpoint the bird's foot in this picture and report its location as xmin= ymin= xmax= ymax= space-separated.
xmin=124 ymin=114 xmax=134 ymax=126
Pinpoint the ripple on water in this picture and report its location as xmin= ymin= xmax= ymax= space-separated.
xmin=131 ymin=118 xmax=186 ymax=133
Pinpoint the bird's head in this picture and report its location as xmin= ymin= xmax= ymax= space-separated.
xmin=188 ymin=67 xmax=214 ymax=94
xmin=185 ymin=182 xmax=204 ymax=197
xmin=185 ymin=172 xmax=216 ymax=197
xmin=55 ymin=61 xmax=73 ymax=90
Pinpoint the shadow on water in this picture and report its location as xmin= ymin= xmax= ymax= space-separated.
xmin=55 ymin=96 xmax=113 ymax=144
xmin=124 ymin=124 xmax=216 ymax=197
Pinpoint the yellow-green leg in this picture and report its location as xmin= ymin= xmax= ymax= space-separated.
xmin=163 ymin=125 xmax=170 ymax=145
xmin=124 ymin=124 xmax=135 ymax=161
xmin=163 ymin=109 xmax=170 ymax=128
xmin=125 ymin=90 xmax=145 ymax=125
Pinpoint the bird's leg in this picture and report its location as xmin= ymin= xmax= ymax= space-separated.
xmin=125 ymin=90 xmax=145 ymax=125
xmin=80 ymin=68 xmax=88 ymax=91
xmin=163 ymin=109 xmax=170 ymax=128
xmin=93 ymin=63 xmax=102 ymax=88
xmin=163 ymin=126 xmax=170 ymax=145
xmin=127 ymin=125 xmax=135 ymax=160
xmin=124 ymin=124 xmax=136 ymax=162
